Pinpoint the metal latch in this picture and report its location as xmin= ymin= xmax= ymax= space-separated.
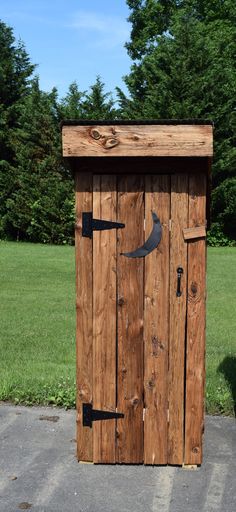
xmin=176 ymin=266 xmax=183 ymax=297
xmin=83 ymin=403 xmax=124 ymax=428
xmin=82 ymin=212 xmax=125 ymax=238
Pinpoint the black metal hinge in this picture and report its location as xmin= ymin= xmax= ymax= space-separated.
xmin=82 ymin=212 xmax=125 ymax=238
xmin=83 ymin=403 xmax=124 ymax=428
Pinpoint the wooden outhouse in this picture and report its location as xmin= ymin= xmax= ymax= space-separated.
xmin=62 ymin=120 xmax=213 ymax=466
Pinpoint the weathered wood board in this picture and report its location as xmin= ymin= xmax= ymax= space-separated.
xmin=75 ymin=172 xmax=93 ymax=462
xmin=92 ymin=175 xmax=117 ymax=463
xmin=184 ymin=174 xmax=207 ymax=465
xmin=144 ymin=175 xmax=170 ymax=465
xmin=62 ymin=124 xmax=213 ymax=158
xmin=168 ymin=174 xmax=188 ymax=465
xmin=183 ymin=226 xmax=206 ymax=240
xmin=116 ymin=175 xmax=144 ymax=463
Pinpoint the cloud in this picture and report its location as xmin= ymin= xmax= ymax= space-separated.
xmin=69 ymin=10 xmax=130 ymax=49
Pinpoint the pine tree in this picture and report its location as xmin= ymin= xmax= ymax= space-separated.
xmin=82 ymin=76 xmax=117 ymax=120
xmin=3 ymin=78 xmax=74 ymax=243
xmin=60 ymin=77 xmax=117 ymax=121
xmin=60 ymin=81 xmax=85 ymax=120
xmin=0 ymin=20 xmax=35 ymax=238
xmin=119 ymin=1 xmax=236 ymax=241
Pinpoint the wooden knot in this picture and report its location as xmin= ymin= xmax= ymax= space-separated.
xmin=78 ymin=388 xmax=85 ymax=399
xmin=118 ymin=296 xmax=125 ymax=307
xmin=103 ymin=137 xmax=119 ymax=149
xmin=191 ymin=281 xmax=198 ymax=296
xmin=130 ymin=397 xmax=140 ymax=406
xmin=90 ymin=128 xmax=101 ymax=140
xmin=151 ymin=336 xmax=164 ymax=357
xmin=147 ymin=379 xmax=155 ymax=389
xmin=192 ymin=446 xmax=200 ymax=454
xmin=121 ymin=367 xmax=127 ymax=382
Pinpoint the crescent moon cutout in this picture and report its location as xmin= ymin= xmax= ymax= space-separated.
xmin=121 ymin=211 xmax=162 ymax=258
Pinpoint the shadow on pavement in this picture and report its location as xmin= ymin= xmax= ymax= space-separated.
xmin=218 ymin=355 xmax=236 ymax=416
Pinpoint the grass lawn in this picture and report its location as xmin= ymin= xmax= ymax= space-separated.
xmin=0 ymin=242 xmax=75 ymax=408
xmin=206 ymin=247 xmax=236 ymax=415
xmin=0 ymin=242 xmax=235 ymax=415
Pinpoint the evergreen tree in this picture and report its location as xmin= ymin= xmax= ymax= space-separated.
xmin=119 ymin=1 xmax=236 ymax=241
xmin=82 ymin=76 xmax=117 ymax=120
xmin=0 ymin=22 xmax=118 ymax=244
xmin=60 ymin=81 xmax=85 ymax=119
xmin=0 ymin=20 xmax=35 ymax=237
xmin=60 ymin=77 xmax=117 ymax=120
xmin=0 ymin=21 xmax=34 ymax=109
xmin=2 ymin=78 xmax=74 ymax=243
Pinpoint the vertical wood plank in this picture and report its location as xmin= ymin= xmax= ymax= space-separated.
xmin=117 ymin=176 xmax=144 ymax=463
xmin=93 ymin=175 xmax=117 ymax=463
xmin=184 ymin=174 xmax=206 ymax=465
xmin=144 ymin=175 xmax=170 ymax=465
xmin=75 ymin=172 xmax=93 ymax=461
xmin=168 ymin=174 xmax=188 ymax=465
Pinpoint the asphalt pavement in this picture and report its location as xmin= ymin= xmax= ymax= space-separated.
xmin=0 ymin=404 xmax=235 ymax=512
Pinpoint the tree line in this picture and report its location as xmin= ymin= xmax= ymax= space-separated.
xmin=0 ymin=0 xmax=235 ymax=245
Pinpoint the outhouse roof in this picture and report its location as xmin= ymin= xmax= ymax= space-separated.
xmin=61 ymin=120 xmax=213 ymax=159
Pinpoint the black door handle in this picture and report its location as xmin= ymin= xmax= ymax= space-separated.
xmin=176 ymin=267 xmax=183 ymax=297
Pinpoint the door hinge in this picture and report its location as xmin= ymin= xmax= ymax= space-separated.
xmin=143 ymin=408 xmax=146 ymax=421
xmin=83 ymin=403 xmax=124 ymax=428
xmin=167 ymin=409 xmax=170 ymax=423
xmin=82 ymin=212 xmax=125 ymax=238
xmin=169 ymin=219 xmax=172 ymax=231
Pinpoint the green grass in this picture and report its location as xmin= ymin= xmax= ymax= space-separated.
xmin=206 ymin=247 xmax=236 ymax=415
xmin=0 ymin=242 xmax=235 ymax=414
xmin=0 ymin=242 xmax=76 ymax=407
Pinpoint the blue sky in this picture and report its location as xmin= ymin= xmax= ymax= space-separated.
xmin=1 ymin=0 xmax=132 ymax=99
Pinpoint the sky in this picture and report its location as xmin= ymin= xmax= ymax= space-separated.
xmin=1 ymin=0 xmax=132 ymax=99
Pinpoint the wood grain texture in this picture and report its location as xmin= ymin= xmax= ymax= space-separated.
xmin=75 ymin=172 xmax=93 ymax=461
xmin=62 ymin=125 xmax=213 ymax=158
xmin=168 ymin=174 xmax=188 ymax=465
xmin=93 ymin=175 xmax=117 ymax=463
xmin=144 ymin=175 xmax=170 ymax=465
xmin=184 ymin=174 xmax=207 ymax=465
xmin=183 ymin=226 xmax=206 ymax=240
xmin=116 ymin=175 xmax=144 ymax=463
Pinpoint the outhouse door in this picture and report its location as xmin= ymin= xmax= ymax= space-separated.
xmin=76 ymin=172 xmax=206 ymax=466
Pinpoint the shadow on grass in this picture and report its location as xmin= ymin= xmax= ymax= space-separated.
xmin=218 ymin=356 xmax=236 ymax=416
